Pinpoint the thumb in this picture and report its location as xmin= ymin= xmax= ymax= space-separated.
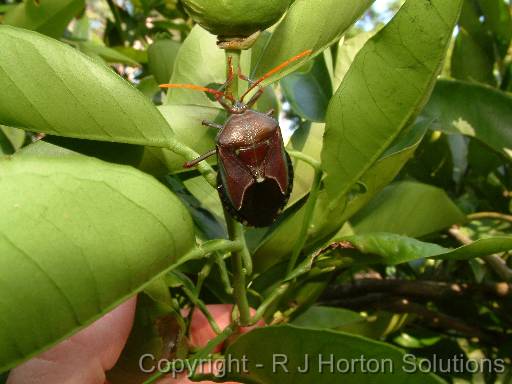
xmin=7 ymin=297 xmax=137 ymax=384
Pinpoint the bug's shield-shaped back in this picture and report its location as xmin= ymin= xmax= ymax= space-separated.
xmin=218 ymin=129 xmax=288 ymax=210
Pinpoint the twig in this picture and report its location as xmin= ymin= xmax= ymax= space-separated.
xmin=468 ymin=211 xmax=512 ymax=224
xmin=321 ymin=278 xmax=511 ymax=302
xmin=326 ymin=293 xmax=498 ymax=344
xmin=182 ymin=287 xmax=222 ymax=334
xmin=379 ymin=297 xmax=498 ymax=345
xmin=449 ymin=226 xmax=512 ymax=282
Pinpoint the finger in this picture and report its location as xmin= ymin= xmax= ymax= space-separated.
xmin=7 ymin=297 xmax=137 ymax=384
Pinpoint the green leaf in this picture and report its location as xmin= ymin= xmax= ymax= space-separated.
xmin=151 ymin=104 xmax=220 ymax=172
xmin=223 ymin=325 xmax=443 ymax=383
xmin=477 ymin=0 xmax=512 ymax=58
xmin=137 ymin=76 xmax=160 ymax=100
xmin=148 ymin=39 xmax=181 ymax=85
xmin=420 ymin=79 xmax=512 ymax=161
xmin=325 ymin=122 xmax=430 ymax=234
xmin=0 ymin=129 xmax=14 ymax=155
xmin=41 ymin=136 xmax=145 ymax=167
xmin=287 ymin=122 xmax=324 ymax=205
xmin=0 ymin=156 xmax=195 ymax=372
xmin=0 ymin=4 xmax=17 ymax=13
xmin=321 ymin=0 xmax=462 ymax=206
xmin=14 ymin=139 xmax=78 ymax=158
xmin=351 ymin=181 xmax=466 ymax=237
xmin=0 ymin=126 xmax=25 ymax=152
xmin=183 ymin=175 xmax=224 ymax=220
xmin=0 ymin=26 xmax=173 ymax=147
xmin=111 ymin=46 xmax=149 ymax=64
xmin=78 ymin=41 xmax=140 ymax=66
xmin=451 ymin=29 xmax=495 ymax=85
xmin=292 ymin=306 xmax=364 ymax=330
xmin=312 ymin=0 xmax=461 ymax=244
xmin=332 ymin=32 xmax=373 ymax=90
xmin=164 ymin=175 xmax=226 ymax=240
xmin=437 ymin=237 xmax=512 ymax=261
xmin=327 ymin=233 xmax=512 ymax=265
xmin=252 ymin=0 xmax=374 ymax=85
xmin=3 ymin=0 xmax=84 ymax=38
xmin=0 ymin=126 xmax=25 ymax=155
xmin=281 ymin=55 xmax=332 ymax=122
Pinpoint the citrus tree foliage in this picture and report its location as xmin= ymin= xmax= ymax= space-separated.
xmin=0 ymin=0 xmax=511 ymax=383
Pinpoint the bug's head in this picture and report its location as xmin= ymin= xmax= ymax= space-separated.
xmin=230 ymin=100 xmax=248 ymax=114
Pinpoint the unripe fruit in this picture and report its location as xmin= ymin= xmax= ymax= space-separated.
xmin=181 ymin=0 xmax=291 ymax=38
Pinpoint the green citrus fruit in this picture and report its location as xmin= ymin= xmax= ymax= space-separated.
xmin=181 ymin=0 xmax=291 ymax=38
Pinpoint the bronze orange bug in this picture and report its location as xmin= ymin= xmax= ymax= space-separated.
xmin=161 ymin=50 xmax=312 ymax=227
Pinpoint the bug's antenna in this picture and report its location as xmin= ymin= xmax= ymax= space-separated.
xmin=240 ymin=49 xmax=313 ymax=101
xmin=159 ymin=83 xmax=235 ymax=102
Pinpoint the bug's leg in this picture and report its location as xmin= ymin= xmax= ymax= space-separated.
xmin=216 ymin=95 xmax=236 ymax=112
xmin=245 ymin=88 xmax=265 ymax=108
xmin=238 ymin=69 xmax=265 ymax=108
xmin=266 ymin=109 xmax=275 ymax=117
xmin=184 ymin=149 xmax=216 ymax=168
xmin=202 ymin=120 xmax=223 ymax=130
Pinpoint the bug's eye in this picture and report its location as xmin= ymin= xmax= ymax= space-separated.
xmin=235 ymin=149 xmax=241 ymax=156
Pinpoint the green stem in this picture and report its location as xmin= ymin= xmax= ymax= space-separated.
xmin=225 ymin=49 xmax=241 ymax=99
xmin=251 ymin=283 xmax=290 ymax=325
xmin=467 ymin=211 xmax=512 ymax=224
xmin=195 ymin=254 xmax=217 ymax=296
xmin=171 ymin=240 xmax=242 ymax=272
xmin=288 ymin=150 xmax=322 ymax=170
xmin=214 ymin=253 xmax=234 ymax=295
xmin=227 ymin=215 xmax=251 ymax=326
xmin=182 ymin=287 xmax=222 ymax=334
xmin=221 ymin=48 xmax=252 ymax=326
xmin=286 ymin=154 xmax=323 ymax=275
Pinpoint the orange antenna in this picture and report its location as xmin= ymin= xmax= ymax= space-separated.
xmin=159 ymin=83 xmax=235 ymax=102
xmin=241 ymin=49 xmax=313 ymax=100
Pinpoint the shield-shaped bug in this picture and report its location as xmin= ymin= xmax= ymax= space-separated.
xmin=161 ymin=50 xmax=312 ymax=227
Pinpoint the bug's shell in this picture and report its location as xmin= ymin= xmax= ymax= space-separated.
xmin=216 ymin=110 xmax=293 ymax=227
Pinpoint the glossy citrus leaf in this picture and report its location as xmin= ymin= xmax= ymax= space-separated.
xmin=326 ymin=233 xmax=512 ymax=265
xmin=351 ymin=181 xmax=466 ymax=237
xmin=223 ymin=325 xmax=443 ymax=383
xmin=0 ymin=156 xmax=195 ymax=372
xmin=315 ymin=0 xmax=462 ymax=245
xmin=421 ymin=79 xmax=512 ymax=161
xmin=0 ymin=26 xmax=173 ymax=147
xmin=281 ymin=55 xmax=332 ymax=122
xmin=3 ymin=0 xmax=84 ymax=39
xmin=148 ymin=39 xmax=181 ymax=85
